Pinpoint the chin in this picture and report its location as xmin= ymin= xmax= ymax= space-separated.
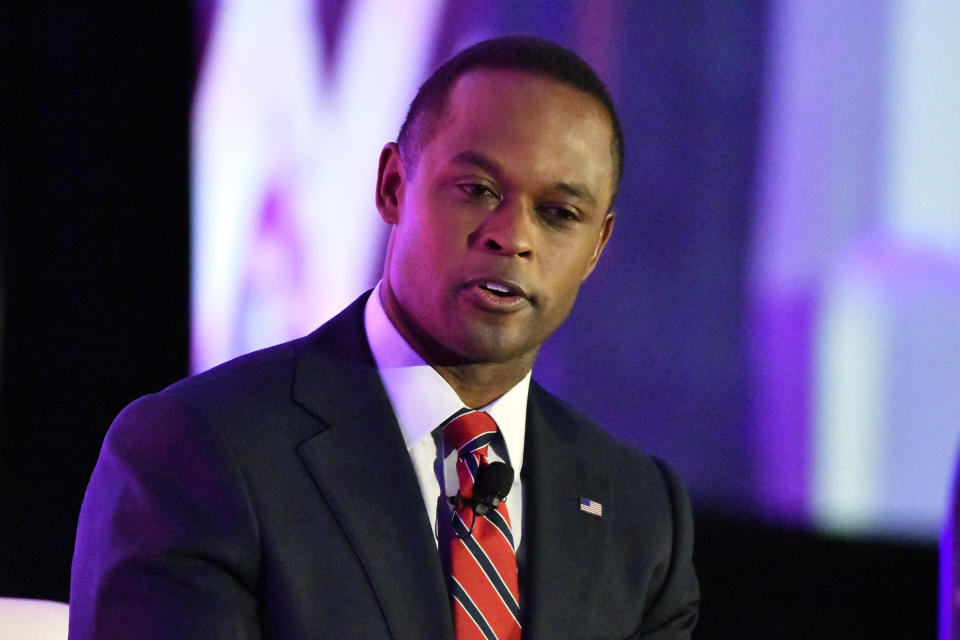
xmin=454 ymin=331 xmax=538 ymax=366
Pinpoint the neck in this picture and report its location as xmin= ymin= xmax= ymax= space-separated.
xmin=433 ymin=358 xmax=533 ymax=408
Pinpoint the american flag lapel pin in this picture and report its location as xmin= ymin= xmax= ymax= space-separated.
xmin=579 ymin=497 xmax=603 ymax=517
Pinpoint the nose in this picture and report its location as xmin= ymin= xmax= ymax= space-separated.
xmin=471 ymin=198 xmax=534 ymax=258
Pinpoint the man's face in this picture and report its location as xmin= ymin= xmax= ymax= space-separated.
xmin=377 ymin=69 xmax=616 ymax=368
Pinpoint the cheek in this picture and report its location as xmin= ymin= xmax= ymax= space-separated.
xmin=393 ymin=213 xmax=435 ymax=263
xmin=391 ymin=220 xmax=456 ymax=294
xmin=538 ymin=254 xmax=596 ymax=322
xmin=544 ymin=242 xmax=594 ymax=286
xmin=419 ymin=227 xmax=452 ymax=257
xmin=399 ymin=199 xmax=451 ymax=249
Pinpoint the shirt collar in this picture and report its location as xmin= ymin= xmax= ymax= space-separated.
xmin=364 ymin=282 xmax=529 ymax=469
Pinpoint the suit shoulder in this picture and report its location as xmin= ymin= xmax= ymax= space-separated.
xmin=530 ymin=382 xmax=673 ymax=484
xmin=184 ymin=329 xmax=356 ymax=421
xmin=168 ymin=337 xmax=304 ymax=399
xmin=106 ymin=336 xmax=312 ymax=450
xmin=159 ymin=292 xmax=371 ymax=415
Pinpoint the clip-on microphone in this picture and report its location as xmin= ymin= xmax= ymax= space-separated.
xmin=450 ymin=461 xmax=514 ymax=534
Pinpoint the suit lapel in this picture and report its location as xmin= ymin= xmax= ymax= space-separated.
xmin=291 ymin=295 xmax=454 ymax=640
xmin=520 ymin=384 xmax=610 ymax=638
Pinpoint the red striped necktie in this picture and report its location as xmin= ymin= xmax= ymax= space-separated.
xmin=443 ymin=410 xmax=522 ymax=640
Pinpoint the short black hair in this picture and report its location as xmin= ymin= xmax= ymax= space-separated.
xmin=397 ymin=35 xmax=624 ymax=199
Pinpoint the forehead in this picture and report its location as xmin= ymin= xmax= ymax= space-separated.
xmin=424 ymin=69 xmax=616 ymax=202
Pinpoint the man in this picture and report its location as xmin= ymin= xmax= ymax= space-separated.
xmin=70 ymin=36 xmax=699 ymax=639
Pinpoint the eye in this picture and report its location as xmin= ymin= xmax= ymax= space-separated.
xmin=540 ymin=205 xmax=581 ymax=225
xmin=457 ymin=183 xmax=500 ymax=201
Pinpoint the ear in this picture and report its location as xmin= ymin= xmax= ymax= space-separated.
xmin=581 ymin=211 xmax=615 ymax=281
xmin=376 ymin=142 xmax=406 ymax=224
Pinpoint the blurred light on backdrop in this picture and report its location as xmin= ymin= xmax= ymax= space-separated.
xmin=191 ymin=0 xmax=441 ymax=372
xmin=754 ymin=0 xmax=960 ymax=538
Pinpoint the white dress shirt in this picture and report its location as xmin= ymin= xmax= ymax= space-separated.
xmin=364 ymin=282 xmax=529 ymax=550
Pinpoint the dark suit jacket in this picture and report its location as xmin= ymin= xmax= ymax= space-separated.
xmin=69 ymin=294 xmax=699 ymax=639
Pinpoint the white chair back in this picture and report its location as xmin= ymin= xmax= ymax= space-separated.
xmin=0 ymin=598 xmax=68 ymax=640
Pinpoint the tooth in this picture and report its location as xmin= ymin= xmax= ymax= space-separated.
xmin=485 ymin=282 xmax=510 ymax=294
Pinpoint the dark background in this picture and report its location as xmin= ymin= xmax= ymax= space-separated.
xmin=1 ymin=5 xmax=936 ymax=638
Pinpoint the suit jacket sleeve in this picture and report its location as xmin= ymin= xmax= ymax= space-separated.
xmin=69 ymin=393 xmax=262 ymax=639
xmin=636 ymin=458 xmax=699 ymax=639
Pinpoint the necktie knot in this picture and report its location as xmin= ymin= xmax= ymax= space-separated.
xmin=443 ymin=410 xmax=498 ymax=456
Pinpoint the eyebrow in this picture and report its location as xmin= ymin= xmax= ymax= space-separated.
xmin=553 ymin=181 xmax=597 ymax=207
xmin=449 ymin=150 xmax=598 ymax=206
xmin=450 ymin=150 xmax=502 ymax=176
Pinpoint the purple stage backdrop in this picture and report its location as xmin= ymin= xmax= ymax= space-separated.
xmin=190 ymin=0 xmax=960 ymax=542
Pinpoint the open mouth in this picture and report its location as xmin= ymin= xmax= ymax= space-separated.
xmin=479 ymin=282 xmax=517 ymax=298
xmin=467 ymin=278 xmax=529 ymax=309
